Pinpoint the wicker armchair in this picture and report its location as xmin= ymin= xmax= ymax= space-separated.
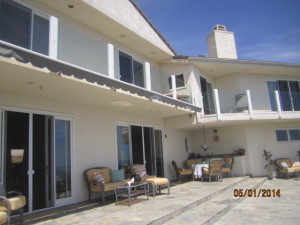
xmin=275 ymin=158 xmax=300 ymax=179
xmin=222 ymin=157 xmax=234 ymax=177
xmin=172 ymin=161 xmax=194 ymax=182
xmin=202 ymin=159 xmax=223 ymax=182
xmin=129 ymin=164 xmax=156 ymax=182
xmin=185 ymin=159 xmax=196 ymax=168
xmin=0 ymin=185 xmax=26 ymax=225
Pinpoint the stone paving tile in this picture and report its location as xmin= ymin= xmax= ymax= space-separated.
xmin=14 ymin=177 xmax=260 ymax=225
xmin=216 ymin=179 xmax=300 ymax=225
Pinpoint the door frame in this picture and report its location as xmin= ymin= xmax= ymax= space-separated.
xmin=0 ymin=105 xmax=74 ymax=212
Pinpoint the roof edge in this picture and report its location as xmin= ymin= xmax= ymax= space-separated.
xmin=129 ymin=0 xmax=177 ymax=56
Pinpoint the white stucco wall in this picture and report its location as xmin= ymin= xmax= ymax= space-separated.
xmin=245 ymin=122 xmax=300 ymax=176
xmin=58 ymin=22 xmax=108 ymax=74
xmin=215 ymin=73 xmax=300 ymax=112
xmin=163 ymin=128 xmax=193 ymax=180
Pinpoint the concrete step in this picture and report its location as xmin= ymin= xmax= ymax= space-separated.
xmin=161 ymin=177 xmax=267 ymax=225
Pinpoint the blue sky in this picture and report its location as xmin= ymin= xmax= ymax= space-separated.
xmin=134 ymin=0 xmax=300 ymax=64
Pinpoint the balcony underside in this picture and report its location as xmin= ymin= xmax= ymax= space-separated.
xmin=0 ymin=42 xmax=201 ymax=118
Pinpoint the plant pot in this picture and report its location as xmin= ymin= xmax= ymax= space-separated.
xmin=269 ymin=171 xmax=277 ymax=180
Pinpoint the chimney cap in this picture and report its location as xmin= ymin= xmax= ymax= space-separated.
xmin=213 ymin=25 xmax=227 ymax=31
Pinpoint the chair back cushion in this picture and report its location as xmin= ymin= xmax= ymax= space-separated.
xmin=131 ymin=164 xmax=148 ymax=177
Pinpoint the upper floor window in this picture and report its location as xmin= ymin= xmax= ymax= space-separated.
xmin=267 ymin=80 xmax=300 ymax=111
xmin=168 ymin=74 xmax=185 ymax=89
xmin=276 ymin=129 xmax=300 ymax=142
xmin=0 ymin=0 xmax=49 ymax=55
xmin=119 ymin=51 xmax=144 ymax=88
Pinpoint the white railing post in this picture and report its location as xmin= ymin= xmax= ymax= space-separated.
xmin=107 ymin=43 xmax=114 ymax=79
xmin=145 ymin=62 xmax=151 ymax=91
xmin=214 ymin=89 xmax=221 ymax=120
xmin=274 ymin=90 xmax=282 ymax=118
xmin=246 ymin=90 xmax=254 ymax=119
xmin=171 ymin=75 xmax=177 ymax=99
xmin=49 ymin=16 xmax=58 ymax=59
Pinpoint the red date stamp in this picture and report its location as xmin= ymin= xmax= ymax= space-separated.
xmin=233 ymin=189 xmax=281 ymax=197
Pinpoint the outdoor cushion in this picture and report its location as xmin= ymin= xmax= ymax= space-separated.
xmin=222 ymin=168 xmax=230 ymax=172
xmin=280 ymin=162 xmax=288 ymax=168
xmin=99 ymin=168 xmax=111 ymax=183
xmin=92 ymin=172 xmax=105 ymax=185
xmin=0 ymin=211 xmax=7 ymax=224
xmin=146 ymin=177 xmax=169 ymax=186
xmin=90 ymin=181 xmax=127 ymax=192
xmin=0 ymin=195 xmax=26 ymax=211
xmin=110 ymin=169 xmax=125 ymax=182
xmin=131 ymin=164 xmax=147 ymax=177
xmin=180 ymin=169 xmax=193 ymax=175
xmin=140 ymin=175 xmax=156 ymax=182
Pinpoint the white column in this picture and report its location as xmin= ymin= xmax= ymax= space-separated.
xmin=171 ymin=75 xmax=177 ymax=99
xmin=246 ymin=90 xmax=254 ymax=119
xmin=107 ymin=43 xmax=115 ymax=79
xmin=49 ymin=16 xmax=58 ymax=59
xmin=214 ymin=89 xmax=221 ymax=120
xmin=145 ymin=62 xmax=151 ymax=90
xmin=275 ymin=90 xmax=282 ymax=118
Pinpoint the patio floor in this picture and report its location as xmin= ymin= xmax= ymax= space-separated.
xmin=11 ymin=176 xmax=300 ymax=225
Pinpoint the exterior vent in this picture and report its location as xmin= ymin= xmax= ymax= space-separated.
xmin=213 ymin=25 xmax=226 ymax=31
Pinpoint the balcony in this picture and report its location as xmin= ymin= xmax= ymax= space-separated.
xmin=201 ymin=89 xmax=300 ymax=124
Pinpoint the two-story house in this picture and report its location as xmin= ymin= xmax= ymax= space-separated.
xmin=0 ymin=0 xmax=299 ymax=213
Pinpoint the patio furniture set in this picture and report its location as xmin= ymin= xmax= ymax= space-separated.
xmin=172 ymin=157 xmax=234 ymax=183
xmin=274 ymin=158 xmax=300 ymax=179
xmin=84 ymin=164 xmax=170 ymax=206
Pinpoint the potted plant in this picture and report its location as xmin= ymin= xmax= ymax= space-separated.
xmin=237 ymin=148 xmax=246 ymax=155
xmin=263 ymin=149 xmax=276 ymax=179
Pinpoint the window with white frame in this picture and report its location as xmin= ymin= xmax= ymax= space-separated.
xmin=267 ymin=80 xmax=300 ymax=111
xmin=0 ymin=0 xmax=49 ymax=55
xmin=276 ymin=129 xmax=300 ymax=142
xmin=168 ymin=74 xmax=185 ymax=89
xmin=119 ymin=51 xmax=144 ymax=88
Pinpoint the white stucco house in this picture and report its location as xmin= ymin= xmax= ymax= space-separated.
xmin=0 ymin=0 xmax=299 ymax=213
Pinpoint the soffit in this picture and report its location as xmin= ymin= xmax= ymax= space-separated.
xmin=34 ymin=0 xmax=174 ymax=61
xmin=173 ymin=57 xmax=300 ymax=77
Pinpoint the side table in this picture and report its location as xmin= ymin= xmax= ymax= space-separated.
xmin=115 ymin=182 xmax=149 ymax=206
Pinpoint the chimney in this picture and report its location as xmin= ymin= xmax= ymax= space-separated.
xmin=207 ymin=25 xmax=238 ymax=59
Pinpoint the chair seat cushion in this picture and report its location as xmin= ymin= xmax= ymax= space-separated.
xmin=222 ymin=168 xmax=230 ymax=172
xmin=0 ymin=211 xmax=7 ymax=224
xmin=90 ymin=181 xmax=127 ymax=192
xmin=146 ymin=177 xmax=169 ymax=186
xmin=180 ymin=169 xmax=193 ymax=175
xmin=0 ymin=195 xmax=26 ymax=211
xmin=140 ymin=175 xmax=156 ymax=182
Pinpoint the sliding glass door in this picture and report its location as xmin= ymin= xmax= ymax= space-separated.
xmin=0 ymin=110 xmax=73 ymax=212
xmin=116 ymin=124 xmax=164 ymax=176
xmin=267 ymin=80 xmax=300 ymax=111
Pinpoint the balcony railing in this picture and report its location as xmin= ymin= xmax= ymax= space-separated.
xmin=208 ymin=89 xmax=300 ymax=121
